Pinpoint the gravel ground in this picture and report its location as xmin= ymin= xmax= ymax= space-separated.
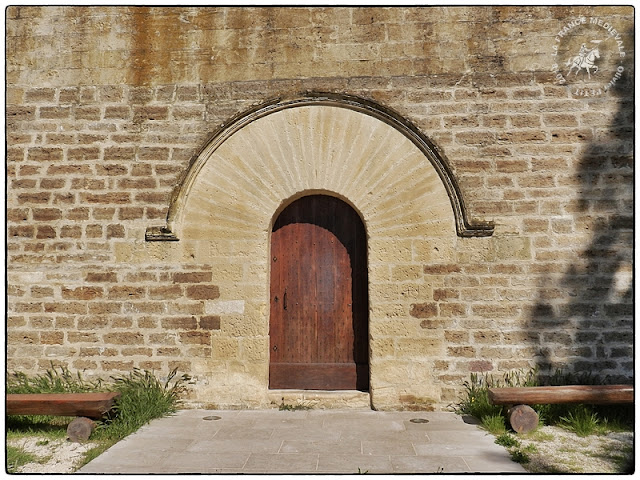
xmin=7 ymin=436 xmax=99 ymax=474
xmin=7 ymin=426 xmax=634 ymax=474
xmin=516 ymin=426 xmax=634 ymax=474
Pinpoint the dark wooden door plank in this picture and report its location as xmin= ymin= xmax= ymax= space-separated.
xmin=270 ymin=363 xmax=357 ymax=390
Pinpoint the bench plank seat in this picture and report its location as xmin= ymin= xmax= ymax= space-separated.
xmin=6 ymin=392 xmax=121 ymax=419
xmin=488 ymin=385 xmax=633 ymax=406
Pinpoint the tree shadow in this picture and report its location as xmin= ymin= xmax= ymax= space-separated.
xmin=529 ymin=27 xmax=634 ymax=384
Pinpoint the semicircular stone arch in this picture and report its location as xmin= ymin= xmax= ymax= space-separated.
xmin=150 ymin=95 xmax=492 ymax=409
xmin=179 ymin=104 xmax=455 ymax=242
xmin=160 ymin=94 xmax=493 ymax=241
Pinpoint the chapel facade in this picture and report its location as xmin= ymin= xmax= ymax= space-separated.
xmin=6 ymin=6 xmax=633 ymax=409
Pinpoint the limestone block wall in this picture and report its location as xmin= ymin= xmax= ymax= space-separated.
xmin=6 ymin=6 xmax=634 ymax=410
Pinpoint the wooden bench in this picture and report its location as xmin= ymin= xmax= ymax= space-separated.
xmin=488 ymin=385 xmax=633 ymax=434
xmin=7 ymin=392 xmax=121 ymax=442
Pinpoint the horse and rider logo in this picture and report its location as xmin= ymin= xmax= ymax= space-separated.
xmin=551 ymin=16 xmax=626 ymax=97
xmin=566 ymin=41 xmax=601 ymax=79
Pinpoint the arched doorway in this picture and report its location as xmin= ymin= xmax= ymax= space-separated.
xmin=146 ymin=94 xmax=494 ymax=408
xmin=269 ymin=195 xmax=369 ymax=391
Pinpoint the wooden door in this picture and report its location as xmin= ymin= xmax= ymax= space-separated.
xmin=269 ymin=195 xmax=369 ymax=391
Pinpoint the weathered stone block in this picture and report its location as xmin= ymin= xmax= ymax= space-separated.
xmin=179 ymin=331 xmax=211 ymax=345
xmin=186 ymin=285 xmax=220 ymax=300
xmin=108 ymin=286 xmax=145 ymax=300
xmin=103 ymin=332 xmax=144 ymax=345
xmin=173 ymin=272 xmax=212 ymax=284
xmin=410 ymin=303 xmax=438 ymax=318
xmin=162 ymin=317 xmax=198 ymax=330
xmin=61 ymin=287 xmax=103 ymax=300
xmin=199 ymin=316 xmax=221 ymax=330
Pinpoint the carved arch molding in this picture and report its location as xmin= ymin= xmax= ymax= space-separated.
xmin=146 ymin=92 xmax=494 ymax=241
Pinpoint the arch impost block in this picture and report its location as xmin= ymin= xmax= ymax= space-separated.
xmin=145 ymin=92 xmax=494 ymax=242
xmin=145 ymin=226 xmax=179 ymax=242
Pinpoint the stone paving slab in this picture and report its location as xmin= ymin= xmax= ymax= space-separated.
xmin=79 ymin=409 xmax=527 ymax=474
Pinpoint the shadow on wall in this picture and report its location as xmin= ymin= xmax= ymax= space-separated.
xmin=530 ymin=28 xmax=634 ymax=383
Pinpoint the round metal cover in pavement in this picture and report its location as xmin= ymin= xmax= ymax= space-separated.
xmin=410 ymin=418 xmax=429 ymax=423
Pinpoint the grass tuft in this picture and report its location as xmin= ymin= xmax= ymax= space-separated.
xmin=6 ymin=445 xmax=41 ymax=473
xmin=510 ymin=449 xmax=531 ymax=464
xmin=481 ymin=414 xmax=507 ymax=435
xmin=92 ymin=368 xmax=191 ymax=442
xmin=559 ymin=405 xmax=600 ymax=437
xmin=279 ymin=402 xmax=313 ymax=411
xmin=7 ymin=364 xmax=104 ymax=394
xmin=278 ymin=397 xmax=313 ymax=411
xmin=454 ymin=372 xmax=504 ymax=420
xmin=495 ymin=433 xmax=520 ymax=448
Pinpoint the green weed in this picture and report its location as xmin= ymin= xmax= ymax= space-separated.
xmin=279 ymin=399 xmax=313 ymax=411
xmin=7 ymin=364 xmax=104 ymax=394
xmin=495 ymin=434 xmax=536 ymax=467
xmin=6 ymin=445 xmax=41 ymax=473
xmin=501 ymin=368 xmax=541 ymax=387
xmin=80 ymin=444 xmax=113 ymax=466
xmin=559 ymin=406 xmax=600 ymax=437
xmin=481 ymin=414 xmax=507 ymax=435
xmin=495 ymin=433 xmax=520 ymax=448
xmin=521 ymin=429 xmax=554 ymax=442
xmin=93 ymin=368 xmax=191 ymax=442
xmin=509 ymin=449 xmax=531 ymax=464
xmin=454 ymin=372 xmax=504 ymax=420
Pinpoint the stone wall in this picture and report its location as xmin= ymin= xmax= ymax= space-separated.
xmin=6 ymin=6 xmax=634 ymax=410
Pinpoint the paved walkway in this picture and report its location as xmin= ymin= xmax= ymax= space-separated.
xmin=79 ymin=409 xmax=526 ymax=474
